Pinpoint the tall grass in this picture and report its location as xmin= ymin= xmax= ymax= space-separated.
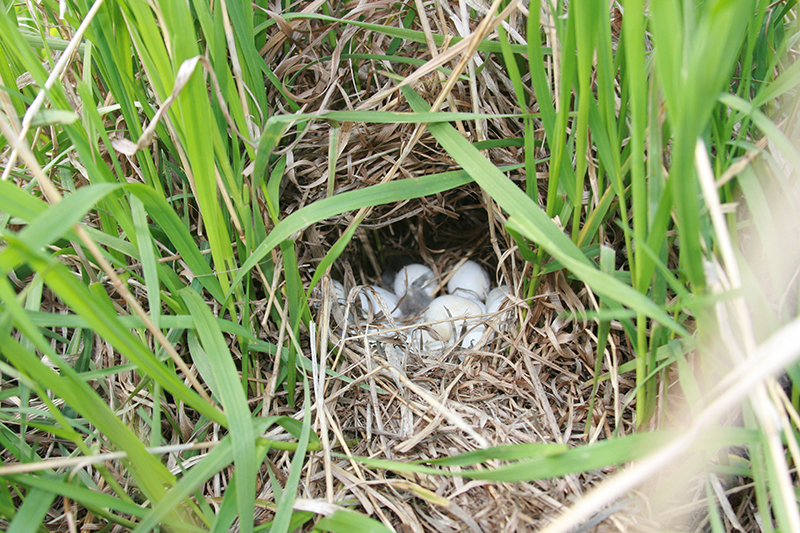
xmin=0 ymin=0 xmax=798 ymax=531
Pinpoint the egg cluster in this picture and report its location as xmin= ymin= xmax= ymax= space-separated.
xmin=331 ymin=260 xmax=510 ymax=353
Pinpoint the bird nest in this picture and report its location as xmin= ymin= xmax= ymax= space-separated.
xmin=253 ymin=15 xmax=644 ymax=530
xmin=285 ymin=201 xmax=642 ymax=531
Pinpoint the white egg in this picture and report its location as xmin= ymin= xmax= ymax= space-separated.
xmin=331 ymin=280 xmax=347 ymax=306
xmin=485 ymin=285 xmax=510 ymax=314
xmin=422 ymin=295 xmax=485 ymax=342
xmin=480 ymin=285 xmax=514 ymax=345
xmin=357 ymin=285 xmax=402 ymax=319
xmin=460 ymin=324 xmax=487 ymax=349
xmin=447 ymin=260 xmax=491 ymax=302
xmin=365 ymin=321 xmax=394 ymax=336
xmin=393 ymin=263 xmax=436 ymax=298
xmin=409 ymin=323 xmax=451 ymax=353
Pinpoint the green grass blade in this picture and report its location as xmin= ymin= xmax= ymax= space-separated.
xmin=127 ymin=184 xmax=224 ymax=302
xmin=6 ymin=474 xmax=142 ymax=526
xmin=270 ymin=378 xmax=313 ymax=533
xmin=227 ymin=168 xmax=473 ymax=302
xmin=402 ymin=86 xmax=687 ymax=336
xmin=130 ymin=194 xmax=162 ymax=328
xmin=181 ymin=288 xmax=256 ymax=533
xmin=0 ymin=239 xmax=225 ymax=426
xmin=350 ymin=427 xmax=757 ymax=483
xmin=134 ymin=436 xmax=239 ymax=532
xmin=6 ymin=487 xmax=56 ymax=533
xmin=720 ymin=92 xmax=800 ymax=173
xmin=0 ymin=279 xmax=177 ymax=509
xmin=314 ymin=509 xmax=393 ymax=533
